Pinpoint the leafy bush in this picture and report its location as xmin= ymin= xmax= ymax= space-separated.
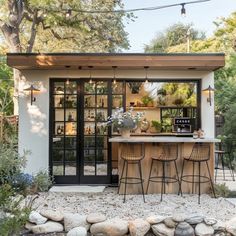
xmin=0 ymin=140 xmax=29 ymax=185
xmin=214 ymin=183 xmax=230 ymax=198
xmin=33 ymin=170 xmax=54 ymax=192
xmin=0 ymin=184 xmax=31 ymax=235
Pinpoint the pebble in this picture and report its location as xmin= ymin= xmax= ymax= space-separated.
xmin=152 ymin=223 xmax=175 ymax=236
xmin=204 ymin=217 xmax=217 ymax=226
xmin=163 ymin=217 xmax=176 ymax=228
xmin=195 ymin=223 xmax=214 ymax=236
xmin=128 ymin=218 xmax=150 ymax=236
xmin=67 ymin=226 xmax=87 ymax=236
xmin=185 ymin=215 xmax=204 ymax=225
xmin=146 ymin=215 xmax=165 ymax=224
xmin=174 ymin=222 xmax=194 ymax=236
xmin=86 ymin=213 xmax=106 ymax=224
xmin=31 ymin=221 xmax=63 ymax=234
xmin=29 ymin=211 xmax=47 ymax=225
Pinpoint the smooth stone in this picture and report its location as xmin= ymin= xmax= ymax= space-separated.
xmin=204 ymin=218 xmax=217 ymax=226
xmin=225 ymin=217 xmax=236 ymax=235
xmin=152 ymin=223 xmax=175 ymax=236
xmin=40 ymin=209 xmax=64 ymax=222
xmin=86 ymin=213 xmax=107 ymax=224
xmin=29 ymin=211 xmax=47 ymax=225
xmin=185 ymin=215 xmax=204 ymax=225
xmin=25 ymin=221 xmax=36 ymax=230
xmin=172 ymin=214 xmax=187 ymax=223
xmin=67 ymin=226 xmax=87 ymax=236
xmin=32 ymin=221 xmax=63 ymax=234
xmin=90 ymin=218 xmax=128 ymax=236
xmin=174 ymin=222 xmax=194 ymax=236
xmin=146 ymin=215 xmax=165 ymax=225
xmin=213 ymin=221 xmax=226 ymax=231
xmin=64 ymin=213 xmax=90 ymax=231
xmin=195 ymin=223 xmax=214 ymax=236
xmin=129 ymin=218 xmax=150 ymax=236
xmin=164 ymin=217 xmax=177 ymax=228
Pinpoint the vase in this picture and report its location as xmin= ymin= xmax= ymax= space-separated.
xmin=120 ymin=129 xmax=130 ymax=138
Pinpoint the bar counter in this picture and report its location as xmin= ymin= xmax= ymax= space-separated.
xmin=109 ymin=136 xmax=220 ymax=194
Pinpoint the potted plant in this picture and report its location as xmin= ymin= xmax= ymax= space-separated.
xmin=141 ymin=95 xmax=154 ymax=107
xmin=105 ymin=108 xmax=144 ymax=138
xmin=150 ymin=120 xmax=162 ymax=133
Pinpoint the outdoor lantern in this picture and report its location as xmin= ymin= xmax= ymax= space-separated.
xmin=23 ymin=84 xmax=40 ymax=105
xmin=202 ymin=85 xmax=215 ymax=106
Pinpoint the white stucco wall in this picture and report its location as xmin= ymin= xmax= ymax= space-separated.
xmin=19 ymin=69 xmax=215 ymax=174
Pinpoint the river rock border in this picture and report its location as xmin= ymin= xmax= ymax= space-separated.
xmin=25 ymin=210 xmax=236 ymax=236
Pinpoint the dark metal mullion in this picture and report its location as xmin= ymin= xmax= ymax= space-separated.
xmin=108 ymin=80 xmax=112 ymax=181
xmin=95 ymin=82 xmax=97 ymax=176
xmin=63 ymin=80 xmax=66 ymax=176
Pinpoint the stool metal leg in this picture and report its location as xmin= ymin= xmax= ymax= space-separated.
xmin=228 ymin=155 xmax=235 ymax=181
xmin=123 ymin=160 xmax=128 ymax=203
xmin=161 ymin=161 xmax=165 ymax=202
xmin=138 ymin=161 xmax=145 ymax=203
xmin=206 ymin=161 xmax=216 ymax=198
xmin=174 ymin=160 xmax=182 ymax=196
xmin=146 ymin=159 xmax=154 ymax=194
xmin=118 ymin=159 xmax=126 ymax=194
xmin=198 ymin=162 xmax=201 ymax=204
xmin=179 ymin=159 xmax=185 ymax=195
xmin=215 ymin=153 xmax=219 ymax=182
xmin=192 ymin=162 xmax=195 ymax=194
xmin=221 ymin=153 xmax=225 ymax=180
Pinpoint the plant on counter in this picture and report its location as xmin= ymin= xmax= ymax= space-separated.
xmin=105 ymin=107 xmax=144 ymax=130
xmin=141 ymin=95 xmax=154 ymax=107
xmin=151 ymin=120 xmax=162 ymax=132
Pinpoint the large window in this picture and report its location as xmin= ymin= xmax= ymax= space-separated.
xmin=125 ymin=81 xmax=200 ymax=134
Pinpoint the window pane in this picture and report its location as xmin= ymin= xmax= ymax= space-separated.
xmin=52 ymin=149 xmax=64 ymax=162
xmin=84 ymin=163 xmax=95 ymax=175
xmin=65 ymin=163 xmax=77 ymax=175
xmin=53 ymin=164 xmax=64 ymax=176
xmin=65 ymin=150 xmax=76 ymax=161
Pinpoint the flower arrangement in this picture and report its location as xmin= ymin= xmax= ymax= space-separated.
xmin=106 ymin=107 xmax=144 ymax=131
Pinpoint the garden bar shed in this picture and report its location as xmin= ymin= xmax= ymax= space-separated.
xmin=7 ymin=53 xmax=225 ymax=190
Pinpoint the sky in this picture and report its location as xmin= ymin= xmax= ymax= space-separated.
xmin=122 ymin=0 xmax=236 ymax=52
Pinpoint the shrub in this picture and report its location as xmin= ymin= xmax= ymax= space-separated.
xmin=0 ymin=140 xmax=29 ymax=185
xmin=33 ymin=170 xmax=54 ymax=192
xmin=0 ymin=184 xmax=31 ymax=235
xmin=214 ymin=183 xmax=230 ymax=198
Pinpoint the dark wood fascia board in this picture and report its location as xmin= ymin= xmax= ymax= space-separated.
xmin=6 ymin=53 xmax=225 ymax=71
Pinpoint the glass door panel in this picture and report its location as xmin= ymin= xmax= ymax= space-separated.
xmin=51 ymin=80 xmax=78 ymax=183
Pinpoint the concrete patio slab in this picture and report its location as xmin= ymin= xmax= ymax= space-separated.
xmin=226 ymin=198 xmax=236 ymax=206
xmin=49 ymin=186 xmax=106 ymax=193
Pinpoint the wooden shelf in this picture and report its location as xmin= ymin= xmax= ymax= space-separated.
xmin=126 ymin=106 xmax=158 ymax=110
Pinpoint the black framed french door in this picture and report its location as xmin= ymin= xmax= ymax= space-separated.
xmin=49 ymin=79 xmax=117 ymax=184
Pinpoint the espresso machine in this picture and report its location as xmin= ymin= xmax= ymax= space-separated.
xmin=172 ymin=117 xmax=193 ymax=134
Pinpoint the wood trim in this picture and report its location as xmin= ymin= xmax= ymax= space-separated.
xmin=7 ymin=53 xmax=225 ymax=71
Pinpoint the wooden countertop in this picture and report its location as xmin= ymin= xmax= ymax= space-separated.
xmin=109 ymin=136 xmax=220 ymax=143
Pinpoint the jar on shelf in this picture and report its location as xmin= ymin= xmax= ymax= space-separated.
xmin=193 ymin=130 xmax=198 ymax=139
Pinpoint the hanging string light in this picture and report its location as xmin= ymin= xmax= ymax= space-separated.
xmin=66 ymin=79 xmax=70 ymax=85
xmin=144 ymin=66 xmax=149 ymax=84
xmin=181 ymin=4 xmax=186 ymax=17
xmin=88 ymin=66 xmax=93 ymax=84
xmin=112 ymin=66 xmax=117 ymax=84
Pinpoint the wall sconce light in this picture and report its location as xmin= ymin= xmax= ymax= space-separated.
xmin=202 ymin=85 xmax=215 ymax=106
xmin=24 ymin=84 xmax=40 ymax=105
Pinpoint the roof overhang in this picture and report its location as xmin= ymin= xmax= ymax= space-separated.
xmin=6 ymin=53 xmax=225 ymax=71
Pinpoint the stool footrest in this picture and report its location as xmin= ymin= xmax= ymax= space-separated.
xmin=149 ymin=176 xmax=179 ymax=184
xmin=120 ymin=177 xmax=144 ymax=185
xmin=181 ymin=174 xmax=211 ymax=184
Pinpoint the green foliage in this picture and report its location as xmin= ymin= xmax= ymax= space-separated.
xmin=0 ymin=63 xmax=13 ymax=115
xmin=0 ymin=0 xmax=132 ymax=53
xmin=0 ymin=140 xmax=28 ymax=185
xmin=0 ymin=184 xmax=31 ymax=236
xmin=145 ymin=23 xmax=205 ymax=53
xmin=151 ymin=120 xmax=162 ymax=132
xmin=33 ymin=170 xmax=54 ymax=192
xmin=141 ymin=95 xmax=153 ymax=106
xmin=214 ymin=183 xmax=230 ymax=198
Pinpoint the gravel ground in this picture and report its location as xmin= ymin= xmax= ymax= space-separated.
xmin=31 ymin=187 xmax=236 ymax=221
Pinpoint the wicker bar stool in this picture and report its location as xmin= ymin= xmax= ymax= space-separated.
xmin=179 ymin=143 xmax=216 ymax=204
xmin=215 ymin=142 xmax=235 ymax=182
xmin=146 ymin=143 xmax=181 ymax=201
xmin=117 ymin=143 xmax=145 ymax=203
